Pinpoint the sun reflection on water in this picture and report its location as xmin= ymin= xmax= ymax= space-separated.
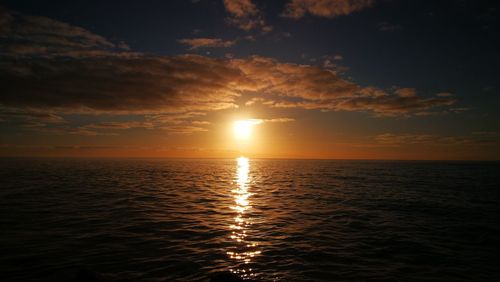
xmin=227 ymin=157 xmax=261 ymax=279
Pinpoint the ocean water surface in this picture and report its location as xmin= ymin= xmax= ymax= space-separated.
xmin=0 ymin=158 xmax=499 ymax=281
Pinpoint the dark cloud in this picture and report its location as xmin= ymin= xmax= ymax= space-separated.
xmin=0 ymin=55 xmax=243 ymax=114
xmin=0 ymin=111 xmax=65 ymax=123
xmin=0 ymin=7 xmax=129 ymax=58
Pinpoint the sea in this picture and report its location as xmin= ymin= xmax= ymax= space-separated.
xmin=0 ymin=158 xmax=499 ymax=281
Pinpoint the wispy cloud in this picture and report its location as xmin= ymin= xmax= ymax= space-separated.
xmin=0 ymin=7 xmax=131 ymax=58
xmin=178 ymin=37 xmax=237 ymax=49
xmin=83 ymin=121 xmax=155 ymax=130
xmin=282 ymin=0 xmax=374 ymax=19
xmin=145 ymin=112 xmax=212 ymax=134
xmin=160 ymin=125 xmax=209 ymax=135
xmin=0 ymin=111 xmax=65 ymax=124
xmin=374 ymin=133 xmax=500 ymax=146
xmin=264 ymin=118 xmax=295 ymax=123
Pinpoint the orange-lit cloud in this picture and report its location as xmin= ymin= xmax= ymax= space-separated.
xmin=264 ymin=118 xmax=295 ymax=123
xmin=0 ymin=53 xmax=456 ymax=117
xmin=178 ymin=37 xmax=237 ymax=49
xmin=83 ymin=121 xmax=155 ymax=130
xmin=223 ymin=0 xmax=271 ymax=32
xmin=223 ymin=0 xmax=258 ymax=18
xmin=394 ymin=88 xmax=417 ymax=98
xmin=0 ymin=6 xmax=457 ymax=135
xmin=282 ymin=0 xmax=374 ymax=19
xmin=374 ymin=133 xmax=500 ymax=147
xmin=233 ymin=56 xmax=455 ymax=115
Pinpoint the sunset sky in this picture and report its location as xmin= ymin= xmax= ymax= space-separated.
xmin=1 ymin=0 xmax=499 ymax=159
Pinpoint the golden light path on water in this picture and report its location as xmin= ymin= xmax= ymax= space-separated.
xmin=227 ymin=157 xmax=261 ymax=278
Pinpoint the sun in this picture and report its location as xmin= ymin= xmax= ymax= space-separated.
xmin=233 ymin=119 xmax=262 ymax=140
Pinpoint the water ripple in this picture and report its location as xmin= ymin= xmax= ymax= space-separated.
xmin=0 ymin=158 xmax=499 ymax=281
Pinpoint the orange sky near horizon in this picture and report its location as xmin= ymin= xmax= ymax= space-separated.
xmin=2 ymin=113 xmax=498 ymax=160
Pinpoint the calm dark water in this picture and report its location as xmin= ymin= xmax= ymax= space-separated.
xmin=1 ymin=158 xmax=499 ymax=281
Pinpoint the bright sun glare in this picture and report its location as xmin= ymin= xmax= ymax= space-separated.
xmin=233 ymin=119 xmax=262 ymax=140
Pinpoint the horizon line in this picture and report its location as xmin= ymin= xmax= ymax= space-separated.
xmin=0 ymin=156 xmax=499 ymax=162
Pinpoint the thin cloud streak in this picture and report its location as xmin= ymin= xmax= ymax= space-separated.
xmin=282 ymin=0 xmax=374 ymax=19
xmin=178 ymin=38 xmax=237 ymax=49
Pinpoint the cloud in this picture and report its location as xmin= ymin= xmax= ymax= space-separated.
xmin=83 ymin=121 xmax=155 ymax=130
xmin=39 ymin=112 xmax=214 ymax=136
xmin=0 ymin=54 xmax=244 ymax=114
xmin=264 ymin=118 xmax=295 ymax=123
xmin=333 ymin=95 xmax=455 ymax=116
xmin=146 ymin=112 xmax=207 ymax=124
xmin=0 ymin=7 xmax=457 ymax=122
xmin=223 ymin=0 xmax=258 ymax=18
xmin=449 ymin=107 xmax=469 ymax=113
xmin=282 ymin=0 xmax=374 ymax=19
xmin=178 ymin=37 xmax=236 ymax=49
xmin=0 ymin=111 xmax=65 ymax=124
xmin=0 ymin=7 xmax=129 ymax=58
xmin=28 ymin=126 xmax=116 ymax=136
xmin=160 ymin=125 xmax=209 ymax=135
xmin=192 ymin=121 xmax=211 ymax=125
xmin=235 ymin=118 xmax=263 ymax=126
xmin=0 ymin=110 xmax=67 ymax=129
xmin=0 ymin=53 xmax=456 ymax=118
xmin=374 ymin=133 xmax=500 ymax=146
xmin=0 ymin=54 xmax=456 ymax=117
xmin=394 ymin=88 xmax=417 ymax=98
xmin=144 ymin=112 xmax=212 ymax=134
xmin=375 ymin=133 xmax=441 ymax=145
xmin=231 ymin=56 xmax=455 ymax=115
xmin=322 ymin=55 xmax=349 ymax=74
xmin=25 ymin=116 xmax=212 ymax=136
xmin=233 ymin=118 xmax=294 ymax=127
xmin=223 ymin=0 xmax=271 ymax=32
xmin=473 ymin=131 xmax=500 ymax=137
